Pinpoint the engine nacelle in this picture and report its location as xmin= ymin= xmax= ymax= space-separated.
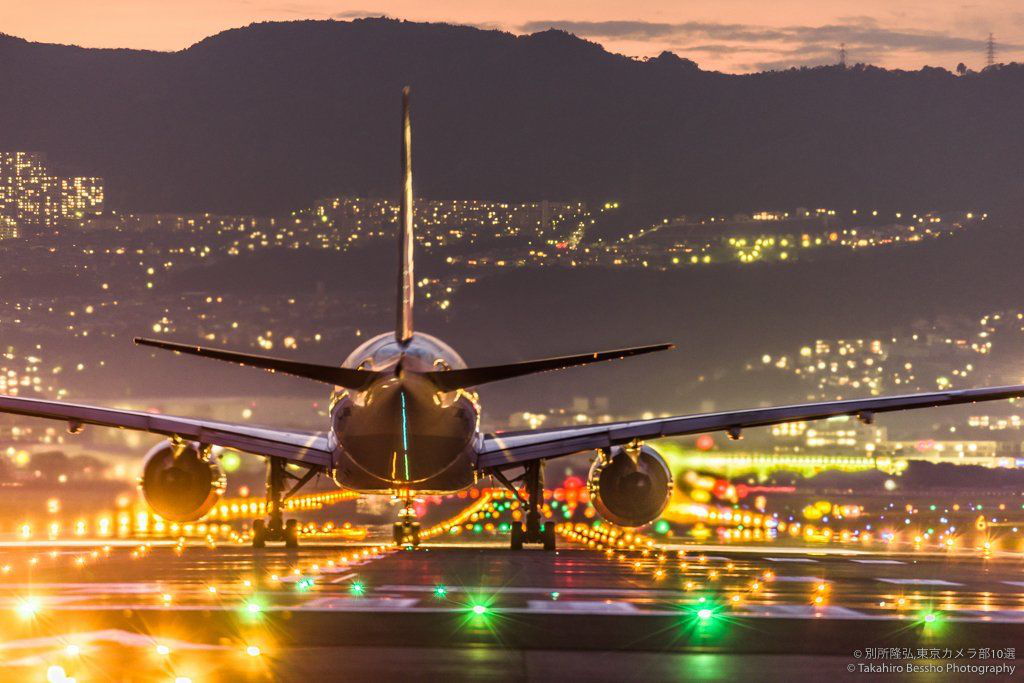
xmin=140 ymin=440 xmax=226 ymax=522
xmin=588 ymin=444 xmax=672 ymax=527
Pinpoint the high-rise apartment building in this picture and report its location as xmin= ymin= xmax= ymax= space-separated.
xmin=0 ymin=152 xmax=104 ymax=228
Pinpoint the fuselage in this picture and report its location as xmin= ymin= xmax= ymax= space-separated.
xmin=329 ymin=332 xmax=481 ymax=494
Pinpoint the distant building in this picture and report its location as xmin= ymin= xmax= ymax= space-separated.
xmin=60 ymin=176 xmax=104 ymax=218
xmin=0 ymin=151 xmax=104 ymax=228
xmin=770 ymin=415 xmax=886 ymax=453
xmin=0 ymin=215 xmax=17 ymax=240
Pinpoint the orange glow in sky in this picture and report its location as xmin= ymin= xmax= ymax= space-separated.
xmin=0 ymin=1 xmax=1020 ymax=73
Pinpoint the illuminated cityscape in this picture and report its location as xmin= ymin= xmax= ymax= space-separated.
xmin=1 ymin=9 xmax=1024 ymax=681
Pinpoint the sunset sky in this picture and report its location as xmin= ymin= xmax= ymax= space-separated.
xmin=2 ymin=1 xmax=1021 ymax=73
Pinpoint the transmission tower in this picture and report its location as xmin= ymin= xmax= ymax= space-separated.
xmin=839 ymin=43 xmax=847 ymax=68
xmin=986 ymin=33 xmax=996 ymax=67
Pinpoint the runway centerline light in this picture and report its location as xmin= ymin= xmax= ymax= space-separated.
xmin=16 ymin=597 xmax=40 ymax=619
xmin=156 ymin=644 xmax=171 ymax=656
xmin=433 ymin=585 xmax=447 ymax=599
xmin=246 ymin=645 xmax=261 ymax=657
xmin=46 ymin=665 xmax=69 ymax=683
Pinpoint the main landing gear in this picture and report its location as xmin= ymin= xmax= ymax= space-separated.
xmin=393 ymin=499 xmax=421 ymax=547
xmin=251 ymin=457 xmax=318 ymax=549
xmin=496 ymin=460 xmax=556 ymax=551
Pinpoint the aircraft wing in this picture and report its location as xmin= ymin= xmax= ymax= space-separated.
xmin=0 ymin=393 xmax=333 ymax=468
xmin=476 ymin=384 xmax=1024 ymax=470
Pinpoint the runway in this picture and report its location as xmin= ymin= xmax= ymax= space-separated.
xmin=0 ymin=530 xmax=1022 ymax=681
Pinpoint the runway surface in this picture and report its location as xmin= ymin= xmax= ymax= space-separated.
xmin=0 ymin=530 xmax=1022 ymax=681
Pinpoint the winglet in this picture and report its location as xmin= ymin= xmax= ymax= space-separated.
xmin=397 ymin=86 xmax=415 ymax=346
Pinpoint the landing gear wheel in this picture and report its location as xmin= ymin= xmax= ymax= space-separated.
xmin=542 ymin=523 xmax=556 ymax=551
xmin=284 ymin=519 xmax=299 ymax=548
xmin=510 ymin=522 xmax=524 ymax=550
xmin=394 ymin=521 xmax=421 ymax=547
xmin=252 ymin=519 xmax=266 ymax=549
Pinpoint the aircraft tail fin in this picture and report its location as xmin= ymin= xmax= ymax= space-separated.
xmin=419 ymin=343 xmax=674 ymax=392
xmin=134 ymin=338 xmax=382 ymax=390
xmin=397 ymin=86 xmax=415 ymax=346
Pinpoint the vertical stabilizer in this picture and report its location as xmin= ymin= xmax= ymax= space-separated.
xmin=397 ymin=87 xmax=415 ymax=345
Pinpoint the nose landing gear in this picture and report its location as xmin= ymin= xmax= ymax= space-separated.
xmin=393 ymin=499 xmax=421 ymax=547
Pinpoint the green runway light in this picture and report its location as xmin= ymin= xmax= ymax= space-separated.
xmin=350 ymin=581 xmax=366 ymax=596
xmin=296 ymin=577 xmax=314 ymax=592
xmin=697 ymin=608 xmax=713 ymax=620
xmin=653 ymin=520 xmax=671 ymax=535
xmin=924 ymin=613 xmax=936 ymax=623
xmin=434 ymin=585 xmax=447 ymax=599
xmin=472 ymin=604 xmax=487 ymax=615
xmin=550 ymin=592 xmax=560 ymax=601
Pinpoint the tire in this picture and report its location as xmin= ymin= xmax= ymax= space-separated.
xmin=252 ymin=520 xmax=266 ymax=549
xmin=284 ymin=519 xmax=299 ymax=548
xmin=542 ymin=523 xmax=556 ymax=551
xmin=510 ymin=522 xmax=524 ymax=550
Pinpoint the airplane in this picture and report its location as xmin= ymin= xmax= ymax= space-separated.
xmin=2 ymin=87 xmax=1024 ymax=550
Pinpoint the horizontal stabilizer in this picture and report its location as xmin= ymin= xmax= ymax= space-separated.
xmin=421 ymin=343 xmax=674 ymax=392
xmin=134 ymin=338 xmax=382 ymax=390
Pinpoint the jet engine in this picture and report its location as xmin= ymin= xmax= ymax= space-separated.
xmin=587 ymin=444 xmax=672 ymax=527
xmin=140 ymin=440 xmax=227 ymax=522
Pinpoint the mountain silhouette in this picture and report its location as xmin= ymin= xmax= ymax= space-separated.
xmin=1 ymin=18 xmax=1022 ymax=217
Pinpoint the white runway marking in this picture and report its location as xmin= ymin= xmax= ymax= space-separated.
xmin=0 ymin=628 xmax=228 ymax=652
xmin=329 ymin=573 xmax=358 ymax=583
xmin=772 ymin=576 xmax=828 ymax=583
xmin=951 ymin=610 xmax=1024 ymax=622
xmin=877 ymin=578 xmax=961 ymax=586
xmin=766 ymin=557 xmax=818 ymax=563
xmin=300 ymin=597 xmax=419 ymax=610
xmin=1003 ymin=581 xmax=1024 ymax=588
xmin=850 ymin=559 xmax=904 ymax=565
xmin=744 ymin=604 xmax=868 ymax=619
xmin=660 ymin=543 xmax=867 ymax=557
xmin=525 ymin=600 xmax=639 ymax=614
xmin=0 ymin=582 xmax=162 ymax=592
xmin=375 ymin=585 xmax=680 ymax=596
